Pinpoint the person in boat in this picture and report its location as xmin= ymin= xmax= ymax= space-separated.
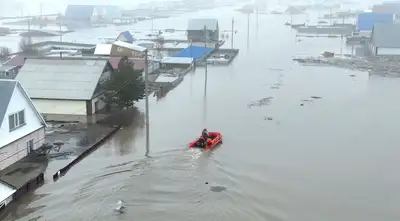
xmin=197 ymin=129 xmax=212 ymax=148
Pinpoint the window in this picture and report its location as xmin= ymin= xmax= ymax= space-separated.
xmin=8 ymin=110 xmax=25 ymax=131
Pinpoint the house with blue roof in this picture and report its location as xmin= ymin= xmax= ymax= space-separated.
xmin=357 ymin=12 xmax=394 ymax=36
xmin=116 ymin=31 xmax=135 ymax=43
xmin=174 ymin=46 xmax=213 ymax=61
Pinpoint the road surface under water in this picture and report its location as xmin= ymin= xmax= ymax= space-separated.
xmin=7 ymin=5 xmax=400 ymax=221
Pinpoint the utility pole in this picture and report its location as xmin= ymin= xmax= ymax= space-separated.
xmin=204 ymin=25 xmax=208 ymax=90
xmin=144 ymin=49 xmax=150 ymax=156
xmin=203 ymin=25 xmax=208 ymax=125
xmin=59 ymin=17 xmax=63 ymax=42
xmin=247 ymin=13 xmax=250 ymax=47
xmin=231 ymin=17 xmax=234 ymax=49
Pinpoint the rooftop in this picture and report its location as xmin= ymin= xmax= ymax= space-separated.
xmin=357 ymin=13 xmax=393 ymax=31
xmin=94 ymin=44 xmax=112 ymax=55
xmin=16 ymin=58 xmax=108 ymax=100
xmin=113 ymin=41 xmax=147 ymax=52
xmin=0 ymin=153 xmax=48 ymax=189
xmin=0 ymin=80 xmax=17 ymax=126
xmin=187 ymin=18 xmax=218 ymax=31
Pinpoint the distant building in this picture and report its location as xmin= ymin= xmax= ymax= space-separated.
xmin=64 ymin=5 xmax=96 ymax=26
xmin=356 ymin=13 xmax=394 ymax=36
xmin=0 ymin=79 xmax=46 ymax=171
xmin=187 ymin=19 xmax=219 ymax=42
xmin=64 ymin=5 xmax=121 ymax=26
xmin=116 ymin=31 xmax=135 ymax=43
xmin=369 ymin=23 xmax=400 ymax=55
xmin=15 ymin=58 xmax=112 ymax=122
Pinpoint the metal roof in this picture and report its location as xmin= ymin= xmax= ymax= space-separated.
xmin=15 ymin=59 xmax=107 ymax=100
xmin=0 ymin=80 xmax=16 ymax=126
xmin=174 ymin=46 xmax=213 ymax=61
xmin=118 ymin=31 xmax=135 ymax=42
xmin=0 ymin=79 xmax=46 ymax=129
xmin=94 ymin=44 xmax=112 ymax=55
xmin=113 ymin=41 xmax=147 ymax=52
xmin=357 ymin=13 xmax=393 ymax=31
xmin=187 ymin=19 xmax=218 ymax=31
xmin=161 ymin=57 xmax=193 ymax=64
xmin=371 ymin=23 xmax=400 ymax=47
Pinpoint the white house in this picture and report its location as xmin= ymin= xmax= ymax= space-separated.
xmin=369 ymin=23 xmax=400 ymax=55
xmin=0 ymin=180 xmax=15 ymax=210
xmin=16 ymin=58 xmax=111 ymax=122
xmin=0 ymin=79 xmax=46 ymax=171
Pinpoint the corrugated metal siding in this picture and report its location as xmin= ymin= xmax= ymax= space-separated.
xmin=377 ymin=47 xmax=400 ymax=55
xmin=32 ymin=99 xmax=87 ymax=115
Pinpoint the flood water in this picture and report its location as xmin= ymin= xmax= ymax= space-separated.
xmin=5 ymin=5 xmax=400 ymax=221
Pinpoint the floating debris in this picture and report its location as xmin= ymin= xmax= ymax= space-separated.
xmin=115 ymin=200 xmax=126 ymax=214
xmin=264 ymin=116 xmax=273 ymax=120
xmin=269 ymin=68 xmax=284 ymax=71
xmin=310 ymin=96 xmax=322 ymax=99
xmin=210 ymin=185 xmax=227 ymax=192
xmin=248 ymin=97 xmax=273 ymax=108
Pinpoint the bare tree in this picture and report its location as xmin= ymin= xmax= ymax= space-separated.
xmin=0 ymin=47 xmax=11 ymax=60
xmin=19 ymin=38 xmax=38 ymax=55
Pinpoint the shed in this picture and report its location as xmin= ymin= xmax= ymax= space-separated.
xmin=15 ymin=59 xmax=110 ymax=118
xmin=174 ymin=46 xmax=213 ymax=61
xmin=369 ymin=23 xmax=400 ymax=55
xmin=187 ymin=19 xmax=219 ymax=42
xmin=357 ymin=13 xmax=394 ymax=32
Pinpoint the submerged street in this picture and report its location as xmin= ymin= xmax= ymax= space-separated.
xmin=6 ymin=5 xmax=400 ymax=221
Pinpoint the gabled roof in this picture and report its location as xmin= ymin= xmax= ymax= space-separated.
xmin=65 ymin=5 xmax=95 ymax=19
xmin=117 ymin=31 xmax=135 ymax=42
xmin=113 ymin=41 xmax=147 ymax=52
xmin=187 ymin=19 xmax=218 ymax=31
xmin=0 ymin=79 xmax=46 ymax=127
xmin=16 ymin=59 xmax=108 ymax=100
xmin=370 ymin=23 xmax=400 ymax=47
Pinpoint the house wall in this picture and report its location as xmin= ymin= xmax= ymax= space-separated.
xmin=0 ymin=128 xmax=44 ymax=170
xmin=110 ymin=45 xmax=145 ymax=57
xmin=32 ymin=99 xmax=87 ymax=115
xmin=0 ymin=85 xmax=44 ymax=149
xmin=90 ymin=96 xmax=106 ymax=114
xmin=187 ymin=30 xmax=215 ymax=42
xmin=377 ymin=47 xmax=400 ymax=55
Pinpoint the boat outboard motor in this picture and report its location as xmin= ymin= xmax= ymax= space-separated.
xmin=115 ymin=200 xmax=126 ymax=213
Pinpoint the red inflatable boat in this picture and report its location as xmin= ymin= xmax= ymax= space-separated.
xmin=189 ymin=132 xmax=223 ymax=150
